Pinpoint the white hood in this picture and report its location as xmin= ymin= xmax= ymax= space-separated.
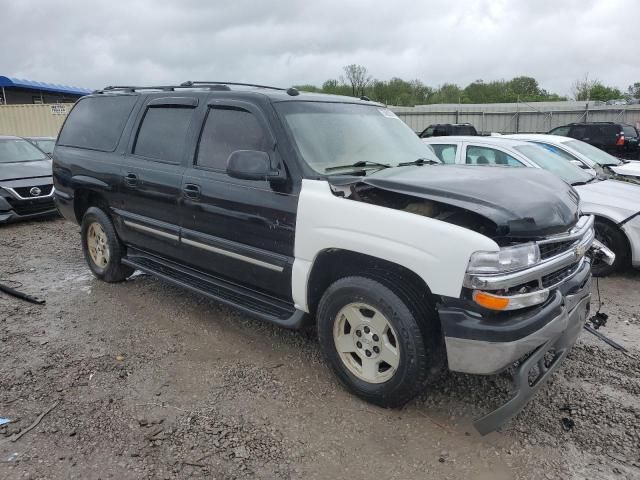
xmin=575 ymin=179 xmax=640 ymax=222
xmin=610 ymin=161 xmax=640 ymax=178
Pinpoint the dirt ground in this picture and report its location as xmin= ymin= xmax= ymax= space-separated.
xmin=0 ymin=217 xmax=638 ymax=480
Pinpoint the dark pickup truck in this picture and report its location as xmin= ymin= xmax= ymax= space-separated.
xmin=53 ymin=82 xmax=602 ymax=434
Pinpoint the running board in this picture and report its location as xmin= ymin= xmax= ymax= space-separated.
xmin=122 ymin=248 xmax=307 ymax=329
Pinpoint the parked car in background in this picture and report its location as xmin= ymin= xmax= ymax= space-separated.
xmin=418 ymin=123 xmax=478 ymax=138
xmin=53 ymin=82 xmax=603 ymax=434
xmin=548 ymin=122 xmax=640 ymax=159
xmin=0 ymin=135 xmax=57 ymax=223
xmin=504 ymin=134 xmax=640 ymax=184
xmin=24 ymin=136 xmax=56 ymax=156
xmin=423 ymin=136 xmax=637 ymax=277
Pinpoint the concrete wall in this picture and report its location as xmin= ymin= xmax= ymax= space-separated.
xmin=0 ymin=103 xmax=71 ymax=137
xmin=389 ymin=103 xmax=640 ymax=134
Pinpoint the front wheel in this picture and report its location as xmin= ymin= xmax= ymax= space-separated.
xmin=317 ymin=276 xmax=437 ymax=408
xmin=81 ymin=207 xmax=133 ymax=282
xmin=592 ymin=220 xmax=629 ymax=277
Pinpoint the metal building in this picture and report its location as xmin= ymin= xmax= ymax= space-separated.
xmin=0 ymin=76 xmax=92 ymax=105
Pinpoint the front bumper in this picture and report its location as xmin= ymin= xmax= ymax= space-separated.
xmin=0 ymin=189 xmax=58 ymax=223
xmin=438 ymin=258 xmax=591 ymax=434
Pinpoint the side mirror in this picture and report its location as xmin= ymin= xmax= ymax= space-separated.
xmin=226 ymin=150 xmax=283 ymax=182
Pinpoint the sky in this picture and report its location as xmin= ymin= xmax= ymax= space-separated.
xmin=2 ymin=0 xmax=639 ymax=96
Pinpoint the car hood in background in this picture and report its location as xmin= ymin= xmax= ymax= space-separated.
xmin=0 ymin=159 xmax=52 ymax=182
xmin=335 ymin=165 xmax=580 ymax=238
xmin=574 ymin=179 xmax=640 ymax=221
xmin=610 ymin=161 xmax=640 ymax=178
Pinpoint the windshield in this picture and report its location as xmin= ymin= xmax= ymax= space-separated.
xmin=513 ymin=144 xmax=594 ymax=185
xmin=275 ymin=102 xmax=440 ymax=173
xmin=0 ymin=138 xmax=48 ymax=163
xmin=33 ymin=139 xmax=55 ymax=155
xmin=564 ymin=140 xmax=622 ymax=166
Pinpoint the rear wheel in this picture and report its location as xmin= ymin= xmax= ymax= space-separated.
xmin=317 ymin=276 xmax=438 ymax=407
xmin=592 ymin=219 xmax=629 ymax=277
xmin=81 ymin=207 xmax=133 ymax=282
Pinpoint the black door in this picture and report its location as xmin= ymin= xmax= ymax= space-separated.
xmin=116 ymin=96 xmax=199 ymax=259
xmin=179 ymin=100 xmax=297 ymax=300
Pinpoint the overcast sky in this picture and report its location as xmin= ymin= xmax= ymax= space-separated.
xmin=3 ymin=0 xmax=639 ymax=96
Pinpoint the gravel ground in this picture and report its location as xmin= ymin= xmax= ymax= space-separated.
xmin=0 ymin=217 xmax=638 ymax=480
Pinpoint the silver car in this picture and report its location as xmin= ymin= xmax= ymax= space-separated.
xmin=422 ymin=136 xmax=640 ymax=276
xmin=504 ymin=134 xmax=640 ymax=184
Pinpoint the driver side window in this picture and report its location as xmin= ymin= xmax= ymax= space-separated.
xmin=196 ymin=107 xmax=268 ymax=171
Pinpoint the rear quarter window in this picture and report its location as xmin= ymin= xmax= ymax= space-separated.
xmin=58 ymin=96 xmax=138 ymax=152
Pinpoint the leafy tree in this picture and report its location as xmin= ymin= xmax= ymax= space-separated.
xmin=430 ymin=83 xmax=465 ymax=104
xmin=588 ymin=83 xmax=623 ymax=102
xmin=573 ymin=74 xmax=622 ymax=101
xmin=297 ymin=67 xmax=570 ymax=105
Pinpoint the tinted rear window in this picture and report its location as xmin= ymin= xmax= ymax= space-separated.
xmin=58 ymin=96 xmax=137 ymax=152
xmin=456 ymin=126 xmax=476 ymax=135
xmin=134 ymin=106 xmax=195 ymax=163
xmin=623 ymin=125 xmax=638 ymax=137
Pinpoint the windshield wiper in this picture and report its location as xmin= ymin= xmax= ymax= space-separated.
xmin=571 ymin=176 xmax=598 ymax=186
xmin=324 ymin=160 xmax=391 ymax=173
xmin=397 ymin=157 xmax=440 ymax=167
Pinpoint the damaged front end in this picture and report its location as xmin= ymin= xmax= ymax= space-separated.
xmin=327 ymin=166 xmax=613 ymax=434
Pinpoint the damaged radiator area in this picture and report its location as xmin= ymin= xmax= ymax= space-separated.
xmin=330 ymin=182 xmax=503 ymax=241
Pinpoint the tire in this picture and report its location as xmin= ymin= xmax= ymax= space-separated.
xmin=81 ymin=207 xmax=133 ymax=282
xmin=592 ymin=219 xmax=629 ymax=277
xmin=317 ymin=276 xmax=438 ymax=408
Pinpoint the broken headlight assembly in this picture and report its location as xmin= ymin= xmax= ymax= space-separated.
xmin=465 ymin=243 xmax=548 ymax=311
xmin=466 ymin=243 xmax=540 ymax=275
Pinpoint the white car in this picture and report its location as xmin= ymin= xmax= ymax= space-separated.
xmin=422 ymin=136 xmax=640 ymax=276
xmin=504 ymin=134 xmax=640 ymax=183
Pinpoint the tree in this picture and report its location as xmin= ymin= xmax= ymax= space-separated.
xmin=588 ymin=83 xmax=623 ymax=102
xmin=292 ymin=84 xmax=321 ymax=93
xmin=572 ymin=74 xmax=597 ymax=101
xmin=430 ymin=83 xmax=464 ymax=104
xmin=341 ymin=64 xmax=372 ymax=97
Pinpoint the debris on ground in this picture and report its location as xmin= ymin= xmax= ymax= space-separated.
xmin=1 ymin=219 xmax=638 ymax=479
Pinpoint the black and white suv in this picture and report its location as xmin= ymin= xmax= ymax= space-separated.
xmin=53 ymin=82 xmax=602 ymax=434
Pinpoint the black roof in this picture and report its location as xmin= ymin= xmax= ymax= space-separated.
xmin=92 ymin=81 xmax=383 ymax=106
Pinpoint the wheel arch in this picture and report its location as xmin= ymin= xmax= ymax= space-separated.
xmin=303 ymin=248 xmax=439 ymax=318
xmin=594 ymin=214 xmax=632 ymax=259
xmin=73 ymin=188 xmax=110 ymax=223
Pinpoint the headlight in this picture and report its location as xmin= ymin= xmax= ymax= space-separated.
xmin=466 ymin=243 xmax=540 ymax=274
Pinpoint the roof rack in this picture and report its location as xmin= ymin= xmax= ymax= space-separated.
xmin=94 ymin=81 xmax=293 ymax=95
xmin=180 ymin=81 xmax=287 ymax=91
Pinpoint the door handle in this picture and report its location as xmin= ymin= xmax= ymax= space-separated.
xmin=183 ymin=183 xmax=201 ymax=199
xmin=124 ymin=173 xmax=138 ymax=186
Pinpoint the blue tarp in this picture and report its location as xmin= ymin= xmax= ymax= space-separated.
xmin=0 ymin=76 xmax=92 ymax=96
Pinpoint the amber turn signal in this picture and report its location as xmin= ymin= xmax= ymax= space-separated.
xmin=472 ymin=290 xmax=510 ymax=311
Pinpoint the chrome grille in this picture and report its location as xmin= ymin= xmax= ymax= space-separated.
xmin=12 ymin=184 xmax=53 ymax=198
xmin=538 ymin=240 xmax=578 ymax=260
xmin=541 ymin=261 xmax=581 ymax=288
